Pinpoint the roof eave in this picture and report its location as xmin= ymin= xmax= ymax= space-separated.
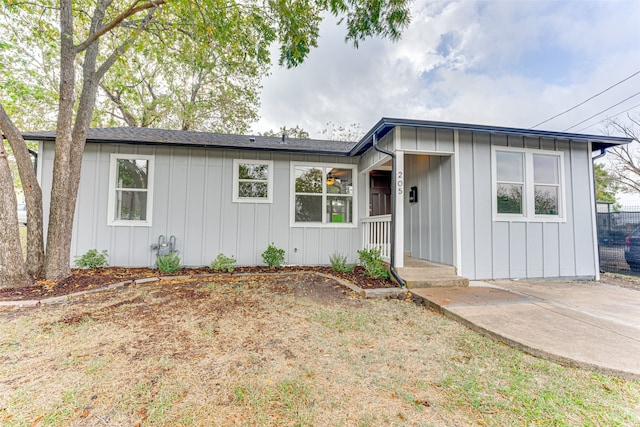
xmin=26 ymin=134 xmax=352 ymax=157
xmin=351 ymin=118 xmax=633 ymax=156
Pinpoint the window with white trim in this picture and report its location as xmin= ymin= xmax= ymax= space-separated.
xmin=493 ymin=147 xmax=564 ymax=221
xmin=107 ymin=154 xmax=154 ymax=226
xmin=291 ymin=163 xmax=356 ymax=226
xmin=233 ymin=159 xmax=273 ymax=203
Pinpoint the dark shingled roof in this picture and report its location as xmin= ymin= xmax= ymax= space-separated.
xmin=22 ymin=127 xmax=356 ymax=156
xmin=21 ymin=119 xmax=632 ymax=157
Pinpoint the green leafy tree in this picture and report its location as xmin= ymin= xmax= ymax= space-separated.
xmin=594 ymin=163 xmax=619 ymax=207
xmin=261 ymin=122 xmax=362 ymax=141
xmin=0 ymin=0 xmax=411 ymax=287
xmin=94 ymin=21 xmax=268 ymax=132
xmin=319 ymin=121 xmax=363 ymax=141
xmin=261 ymin=126 xmax=310 ymax=139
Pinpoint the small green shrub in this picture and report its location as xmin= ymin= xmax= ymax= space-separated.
xmin=74 ymin=249 xmax=109 ymax=269
xmin=211 ymin=253 xmax=236 ymax=272
xmin=262 ymin=243 xmax=285 ymax=268
xmin=329 ymin=251 xmax=356 ymax=273
xmin=156 ymin=253 xmax=181 ymax=273
xmin=357 ymin=247 xmax=389 ymax=279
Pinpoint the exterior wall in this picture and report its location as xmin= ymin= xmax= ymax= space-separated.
xmin=397 ymin=126 xmax=455 ymax=153
xmin=358 ymin=132 xmax=394 ymax=172
xmin=39 ymin=142 xmax=361 ymax=268
xmin=457 ymin=131 xmax=597 ymax=280
xmin=404 ymin=154 xmax=454 ymax=265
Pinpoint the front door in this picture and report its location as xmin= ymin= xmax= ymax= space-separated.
xmin=370 ymin=171 xmax=391 ymax=216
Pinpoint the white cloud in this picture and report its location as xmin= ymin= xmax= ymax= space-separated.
xmin=254 ymin=0 xmax=640 ymax=139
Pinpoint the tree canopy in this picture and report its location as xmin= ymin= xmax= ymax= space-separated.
xmin=594 ymin=163 xmax=619 ymax=207
xmin=0 ymin=0 xmax=412 ymax=286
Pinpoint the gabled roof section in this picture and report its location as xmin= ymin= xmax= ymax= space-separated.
xmin=22 ymin=127 xmax=355 ymax=156
xmin=350 ymin=118 xmax=633 ymax=155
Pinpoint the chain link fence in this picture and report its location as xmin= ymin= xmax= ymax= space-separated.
xmin=596 ymin=203 xmax=640 ymax=275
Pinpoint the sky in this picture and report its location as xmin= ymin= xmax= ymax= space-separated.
xmin=253 ymin=0 xmax=640 ymax=204
xmin=254 ymin=0 xmax=640 ymax=137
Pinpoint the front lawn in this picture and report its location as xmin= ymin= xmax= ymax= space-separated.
xmin=1 ymin=274 xmax=638 ymax=426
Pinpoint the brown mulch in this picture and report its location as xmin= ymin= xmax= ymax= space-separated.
xmin=0 ymin=265 xmax=396 ymax=302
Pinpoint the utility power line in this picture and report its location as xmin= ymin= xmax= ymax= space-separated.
xmin=564 ymin=90 xmax=640 ymax=132
xmin=530 ymin=69 xmax=640 ymax=129
xmin=574 ymin=102 xmax=640 ymax=133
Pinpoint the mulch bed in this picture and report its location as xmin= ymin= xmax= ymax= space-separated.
xmin=0 ymin=265 xmax=396 ymax=302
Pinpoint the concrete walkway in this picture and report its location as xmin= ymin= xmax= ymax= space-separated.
xmin=409 ymin=279 xmax=640 ymax=380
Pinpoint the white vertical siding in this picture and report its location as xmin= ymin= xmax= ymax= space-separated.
xmin=457 ymin=131 xmax=597 ymax=280
xmin=41 ymin=143 xmax=360 ymax=268
xmin=458 ymin=131 xmax=476 ymax=276
xmin=358 ymin=132 xmax=393 ymax=172
xmin=471 ymin=132 xmax=494 ymax=279
xmin=398 ymin=126 xmax=455 ymax=152
xmin=404 ymin=154 xmax=454 ymax=265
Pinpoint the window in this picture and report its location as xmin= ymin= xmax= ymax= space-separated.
xmin=233 ymin=159 xmax=273 ymax=203
xmin=496 ymin=151 xmax=524 ymax=214
xmin=291 ymin=163 xmax=357 ymax=226
xmin=493 ymin=148 xmax=564 ymax=221
xmin=107 ymin=154 xmax=154 ymax=226
xmin=533 ymin=154 xmax=560 ymax=215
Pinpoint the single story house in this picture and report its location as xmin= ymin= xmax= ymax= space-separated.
xmin=23 ymin=118 xmax=631 ymax=281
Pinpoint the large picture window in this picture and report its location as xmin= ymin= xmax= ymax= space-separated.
xmin=493 ymin=148 xmax=564 ymax=221
xmin=233 ymin=159 xmax=273 ymax=203
xmin=107 ymin=154 xmax=154 ymax=226
xmin=291 ymin=163 xmax=356 ymax=226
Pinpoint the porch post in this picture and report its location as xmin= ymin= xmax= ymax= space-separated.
xmin=395 ymin=151 xmax=404 ymax=268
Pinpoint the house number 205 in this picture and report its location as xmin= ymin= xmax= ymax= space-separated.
xmin=397 ymin=171 xmax=404 ymax=195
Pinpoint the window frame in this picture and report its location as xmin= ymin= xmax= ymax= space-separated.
xmin=491 ymin=147 xmax=566 ymax=223
xmin=290 ymin=162 xmax=358 ymax=228
xmin=107 ymin=153 xmax=155 ymax=227
xmin=232 ymin=159 xmax=274 ymax=203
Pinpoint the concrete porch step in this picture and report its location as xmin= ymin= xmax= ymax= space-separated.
xmin=395 ymin=257 xmax=469 ymax=289
xmin=404 ymin=275 xmax=469 ymax=289
xmin=398 ymin=265 xmax=457 ymax=277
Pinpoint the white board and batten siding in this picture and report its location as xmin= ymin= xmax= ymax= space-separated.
xmin=397 ymin=126 xmax=455 ymax=153
xmin=397 ymin=126 xmax=455 ymax=266
xmin=358 ymin=132 xmax=394 ymax=172
xmin=457 ymin=131 xmax=597 ymax=280
xmin=39 ymin=142 xmax=361 ymax=268
xmin=404 ymin=155 xmax=454 ymax=266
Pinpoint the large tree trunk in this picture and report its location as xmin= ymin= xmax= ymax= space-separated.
xmin=44 ymin=0 xmax=77 ymax=281
xmin=0 ymin=104 xmax=45 ymax=278
xmin=0 ymin=143 xmax=32 ymax=289
xmin=44 ymin=0 xmax=110 ymax=280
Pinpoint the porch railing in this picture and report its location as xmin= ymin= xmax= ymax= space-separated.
xmin=361 ymin=215 xmax=392 ymax=260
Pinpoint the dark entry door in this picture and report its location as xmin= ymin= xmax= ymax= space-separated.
xmin=370 ymin=171 xmax=392 ymax=216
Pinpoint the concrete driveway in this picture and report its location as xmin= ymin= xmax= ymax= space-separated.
xmin=410 ymin=279 xmax=640 ymax=380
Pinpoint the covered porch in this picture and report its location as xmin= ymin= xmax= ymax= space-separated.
xmin=359 ymin=146 xmax=468 ymax=288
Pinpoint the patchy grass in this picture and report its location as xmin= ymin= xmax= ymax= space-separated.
xmin=439 ymin=330 xmax=640 ymax=426
xmin=0 ymin=274 xmax=638 ymax=426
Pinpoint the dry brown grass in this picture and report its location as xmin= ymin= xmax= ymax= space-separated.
xmin=1 ymin=274 xmax=638 ymax=426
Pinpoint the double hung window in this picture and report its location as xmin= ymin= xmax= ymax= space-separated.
xmin=233 ymin=159 xmax=273 ymax=203
xmin=107 ymin=154 xmax=154 ymax=226
xmin=291 ymin=163 xmax=356 ymax=226
xmin=493 ymin=148 xmax=564 ymax=221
